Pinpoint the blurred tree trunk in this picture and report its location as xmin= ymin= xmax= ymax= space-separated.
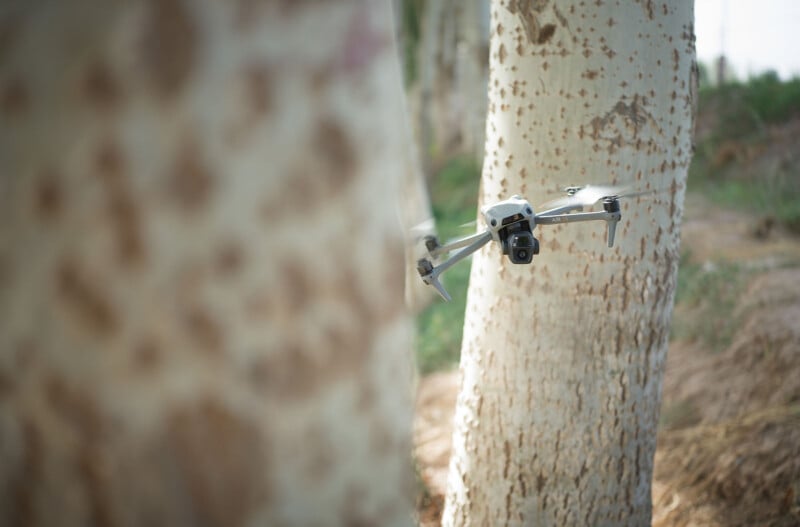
xmin=442 ymin=1 xmax=696 ymax=525
xmin=414 ymin=0 xmax=491 ymax=169
xmin=415 ymin=0 xmax=446 ymax=173
xmin=455 ymin=0 xmax=490 ymax=164
xmin=0 ymin=2 xmax=414 ymax=526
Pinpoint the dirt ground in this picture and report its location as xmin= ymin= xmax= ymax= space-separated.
xmin=413 ymin=195 xmax=800 ymax=526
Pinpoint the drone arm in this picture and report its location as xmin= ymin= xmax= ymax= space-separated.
xmin=535 ymin=209 xmax=622 ymax=247
xmin=435 ymin=231 xmax=492 ymax=274
xmin=418 ymin=231 xmax=492 ymax=301
xmin=426 ymin=230 xmax=494 ymax=259
xmin=536 ymin=203 xmax=586 ymax=216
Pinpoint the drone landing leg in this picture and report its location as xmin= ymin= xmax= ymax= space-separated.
xmin=535 ymin=209 xmax=621 ymax=248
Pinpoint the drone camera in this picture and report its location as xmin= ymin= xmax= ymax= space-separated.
xmin=498 ymin=219 xmax=539 ymax=264
xmin=502 ymin=225 xmax=539 ymax=264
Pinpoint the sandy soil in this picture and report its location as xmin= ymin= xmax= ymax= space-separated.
xmin=413 ymin=196 xmax=800 ymax=526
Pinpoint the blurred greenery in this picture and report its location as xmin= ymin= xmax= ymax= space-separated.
xmin=398 ymin=0 xmax=423 ymax=85
xmin=691 ymin=72 xmax=800 ymax=232
xmin=700 ymin=72 xmax=800 ymax=138
xmin=672 ymin=251 xmax=749 ymax=352
xmin=415 ymin=157 xmax=480 ymax=373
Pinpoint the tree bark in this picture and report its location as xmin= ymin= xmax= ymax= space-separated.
xmin=0 ymin=1 xmax=413 ymax=526
xmin=443 ymin=1 xmax=696 ymax=525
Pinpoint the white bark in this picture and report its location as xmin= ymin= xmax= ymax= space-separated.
xmin=443 ymin=1 xmax=696 ymax=525
xmin=0 ymin=1 xmax=413 ymax=525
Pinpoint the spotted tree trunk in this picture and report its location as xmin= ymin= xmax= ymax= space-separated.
xmin=443 ymin=1 xmax=696 ymax=525
xmin=0 ymin=2 xmax=414 ymax=526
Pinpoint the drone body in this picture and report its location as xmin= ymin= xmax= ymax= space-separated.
xmin=417 ymin=186 xmax=627 ymax=301
xmin=482 ymin=195 xmax=539 ymax=264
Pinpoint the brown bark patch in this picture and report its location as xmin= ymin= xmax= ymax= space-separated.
xmin=82 ymin=60 xmax=121 ymax=108
xmin=44 ymin=375 xmax=116 ymax=526
xmin=505 ymin=0 xmax=552 ymax=47
xmin=95 ymin=142 xmax=146 ymax=265
xmin=183 ymin=305 xmax=224 ymax=355
xmin=251 ymin=322 xmax=374 ymax=400
xmin=1 ymin=77 xmax=28 ymax=114
xmin=249 ymin=342 xmax=319 ymax=400
xmin=166 ymin=398 xmax=269 ymax=527
xmin=214 ymin=241 xmax=245 ymax=277
xmin=243 ymin=64 xmax=273 ymax=117
xmin=56 ymin=260 xmax=118 ymax=335
xmin=0 ymin=11 xmax=22 ymax=60
xmin=637 ymin=0 xmax=656 ymax=20
xmin=315 ymin=118 xmax=357 ymax=181
xmin=95 ymin=139 xmax=124 ymax=177
xmin=227 ymin=63 xmax=277 ymax=146
xmin=281 ymin=260 xmax=312 ymax=312
xmin=537 ymin=24 xmax=556 ymax=44
xmin=168 ymin=139 xmax=215 ymax=212
xmin=589 ymin=95 xmax=656 ymax=147
xmin=132 ymin=335 xmax=162 ymax=372
xmin=248 ymin=265 xmax=385 ymax=400
xmin=33 ymin=169 xmax=64 ymax=220
xmin=386 ymin=251 xmax=408 ymax=315
xmin=140 ymin=0 xmax=197 ymax=99
xmin=6 ymin=417 xmax=42 ymax=527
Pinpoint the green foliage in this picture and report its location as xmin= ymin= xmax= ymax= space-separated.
xmin=696 ymin=61 xmax=712 ymax=90
xmin=415 ymin=156 xmax=481 ymax=373
xmin=706 ymin=176 xmax=800 ymax=234
xmin=416 ymin=262 xmax=472 ymax=373
xmin=399 ymin=0 xmax=424 ymax=85
xmin=690 ymin=73 xmax=800 ymax=232
xmin=701 ymin=71 xmax=800 ymax=140
xmin=672 ymin=251 xmax=748 ymax=352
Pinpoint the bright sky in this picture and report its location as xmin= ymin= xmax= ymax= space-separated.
xmin=695 ymin=0 xmax=800 ymax=79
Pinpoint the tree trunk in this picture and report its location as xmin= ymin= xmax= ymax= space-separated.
xmin=443 ymin=1 xmax=696 ymax=525
xmin=455 ymin=0 xmax=490 ymax=164
xmin=0 ymin=2 xmax=414 ymax=526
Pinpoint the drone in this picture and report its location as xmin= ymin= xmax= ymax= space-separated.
xmin=416 ymin=185 xmax=640 ymax=301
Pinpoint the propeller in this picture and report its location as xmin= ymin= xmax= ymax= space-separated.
xmin=538 ymin=184 xmax=659 ymax=210
xmin=408 ymin=217 xmax=436 ymax=239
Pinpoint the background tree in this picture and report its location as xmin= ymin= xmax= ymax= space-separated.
xmin=409 ymin=0 xmax=490 ymax=170
xmin=0 ymin=1 xmax=414 ymax=525
xmin=442 ymin=1 xmax=696 ymax=525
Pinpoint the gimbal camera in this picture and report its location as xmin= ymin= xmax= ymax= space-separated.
xmin=416 ymin=185 xmax=631 ymax=301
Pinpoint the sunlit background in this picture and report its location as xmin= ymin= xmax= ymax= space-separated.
xmin=696 ymin=0 xmax=800 ymax=79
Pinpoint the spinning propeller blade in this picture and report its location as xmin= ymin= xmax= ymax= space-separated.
xmin=409 ymin=217 xmax=436 ymax=238
xmin=539 ymin=184 xmax=658 ymax=210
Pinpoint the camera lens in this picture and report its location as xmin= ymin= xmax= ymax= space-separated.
xmin=506 ymin=231 xmax=535 ymax=264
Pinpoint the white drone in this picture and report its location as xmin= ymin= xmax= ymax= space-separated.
xmin=417 ymin=184 xmax=644 ymax=301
